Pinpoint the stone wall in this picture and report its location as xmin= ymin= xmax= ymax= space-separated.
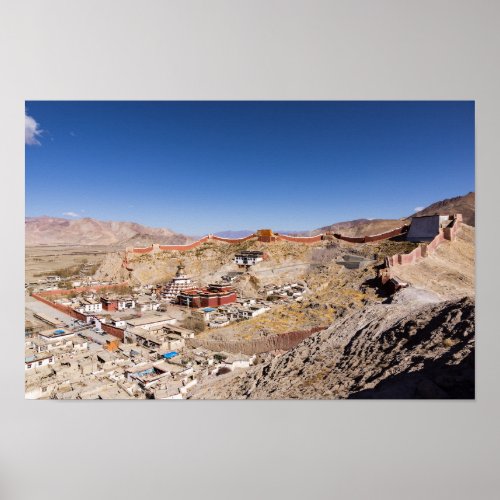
xmin=385 ymin=214 xmax=462 ymax=269
xmin=187 ymin=326 xmax=326 ymax=355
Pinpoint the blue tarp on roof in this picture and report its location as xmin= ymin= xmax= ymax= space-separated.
xmin=162 ymin=351 xmax=179 ymax=359
xmin=202 ymin=307 xmax=216 ymax=312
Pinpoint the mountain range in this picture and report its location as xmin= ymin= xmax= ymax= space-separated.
xmin=411 ymin=191 xmax=475 ymax=226
xmin=25 ymin=192 xmax=474 ymax=246
xmin=25 ymin=216 xmax=192 ymax=247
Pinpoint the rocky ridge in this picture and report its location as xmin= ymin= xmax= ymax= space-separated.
xmin=192 ymin=293 xmax=474 ymax=399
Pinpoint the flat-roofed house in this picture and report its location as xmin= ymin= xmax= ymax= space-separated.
xmin=76 ymin=298 xmax=102 ymax=314
xmin=136 ymin=299 xmax=160 ymax=312
xmin=125 ymin=312 xmax=177 ymax=331
xmin=125 ymin=325 xmax=189 ymax=352
xmin=25 ymin=352 xmax=55 ymax=371
xmin=234 ymin=251 xmax=264 ymax=266
xmin=101 ymin=296 xmax=136 ymax=312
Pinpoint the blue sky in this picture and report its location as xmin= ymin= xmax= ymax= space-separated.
xmin=25 ymin=101 xmax=474 ymax=235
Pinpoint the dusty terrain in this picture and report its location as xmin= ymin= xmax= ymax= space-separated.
xmin=25 ymin=245 xmax=110 ymax=283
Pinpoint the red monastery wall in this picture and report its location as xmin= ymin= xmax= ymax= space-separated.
xmin=132 ymin=246 xmax=154 ymax=254
xmin=31 ymin=293 xmax=125 ymax=340
xmin=31 ymin=293 xmax=86 ymax=321
xmin=100 ymin=323 xmax=124 ymax=340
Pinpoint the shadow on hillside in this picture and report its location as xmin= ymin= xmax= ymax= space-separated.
xmin=348 ymin=349 xmax=475 ymax=399
xmin=361 ymin=263 xmax=392 ymax=298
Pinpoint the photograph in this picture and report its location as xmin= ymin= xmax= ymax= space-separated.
xmin=25 ymin=100 xmax=475 ymax=400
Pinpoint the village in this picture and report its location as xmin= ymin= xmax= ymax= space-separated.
xmin=25 ymin=243 xmax=309 ymax=399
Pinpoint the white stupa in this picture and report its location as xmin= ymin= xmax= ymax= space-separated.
xmin=161 ymin=264 xmax=194 ymax=303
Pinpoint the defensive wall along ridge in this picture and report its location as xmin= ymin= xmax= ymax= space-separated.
xmin=379 ymin=214 xmax=463 ymax=286
xmin=125 ymin=225 xmax=412 ymax=256
xmin=121 ymin=225 xmax=413 ymax=272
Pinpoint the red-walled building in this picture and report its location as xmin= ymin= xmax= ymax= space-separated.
xmin=101 ymin=297 xmax=118 ymax=311
xmin=100 ymin=297 xmax=136 ymax=312
xmin=178 ymin=284 xmax=237 ymax=308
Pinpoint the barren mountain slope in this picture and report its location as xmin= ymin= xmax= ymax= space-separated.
xmin=191 ymin=294 xmax=474 ymax=399
xmin=25 ymin=216 xmax=191 ymax=246
xmin=412 ymin=192 xmax=475 ymax=226
xmin=103 ymin=239 xmax=318 ymax=286
xmin=313 ymin=218 xmax=405 ymax=237
xmin=312 ymin=191 xmax=475 ymax=237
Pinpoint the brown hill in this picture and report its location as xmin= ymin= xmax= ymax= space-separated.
xmin=411 ymin=191 xmax=475 ymax=226
xmin=313 ymin=218 xmax=405 ymax=237
xmin=25 ymin=216 xmax=192 ymax=247
xmin=312 ymin=191 xmax=475 ymax=237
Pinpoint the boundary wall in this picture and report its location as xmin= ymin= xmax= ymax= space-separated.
xmin=128 ymin=234 xmax=257 ymax=255
xmin=124 ymin=223 xmax=416 ymax=258
xmin=158 ymin=235 xmax=210 ymax=251
xmin=187 ymin=326 xmax=326 ymax=355
xmin=31 ymin=291 xmax=127 ymax=340
xmin=384 ymin=214 xmax=462 ymax=269
xmin=379 ymin=215 xmax=463 ymax=290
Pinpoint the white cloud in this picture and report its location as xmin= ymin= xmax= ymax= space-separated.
xmin=414 ymin=206 xmax=424 ymax=212
xmin=25 ymin=113 xmax=42 ymax=145
xmin=63 ymin=212 xmax=80 ymax=218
